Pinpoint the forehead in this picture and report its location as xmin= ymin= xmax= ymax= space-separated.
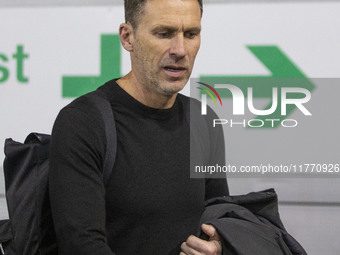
xmin=141 ymin=0 xmax=201 ymax=29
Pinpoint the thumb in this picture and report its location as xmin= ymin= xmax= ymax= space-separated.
xmin=201 ymin=224 xmax=220 ymax=241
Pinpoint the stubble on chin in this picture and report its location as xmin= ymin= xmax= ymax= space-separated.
xmin=154 ymin=77 xmax=188 ymax=97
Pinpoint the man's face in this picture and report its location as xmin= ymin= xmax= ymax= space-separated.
xmin=130 ymin=0 xmax=201 ymax=96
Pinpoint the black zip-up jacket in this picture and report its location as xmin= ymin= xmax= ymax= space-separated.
xmin=197 ymin=189 xmax=307 ymax=255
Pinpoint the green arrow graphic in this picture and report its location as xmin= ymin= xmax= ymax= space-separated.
xmin=62 ymin=34 xmax=121 ymax=98
xmin=200 ymin=46 xmax=315 ymax=128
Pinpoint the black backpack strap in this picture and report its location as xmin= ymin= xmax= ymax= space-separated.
xmin=86 ymin=90 xmax=117 ymax=186
xmin=0 ymin=219 xmax=14 ymax=254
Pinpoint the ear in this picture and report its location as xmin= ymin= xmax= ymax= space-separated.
xmin=119 ymin=23 xmax=134 ymax=52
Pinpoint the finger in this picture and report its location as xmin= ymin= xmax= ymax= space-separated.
xmin=201 ymin=224 xmax=220 ymax=241
xmin=181 ymin=241 xmax=201 ymax=255
xmin=186 ymin=235 xmax=205 ymax=252
xmin=186 ymin=235 xmax=220 ymax=254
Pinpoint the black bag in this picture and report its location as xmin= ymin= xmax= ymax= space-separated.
xmin=1 ymin=90 xmax=117 ymax=255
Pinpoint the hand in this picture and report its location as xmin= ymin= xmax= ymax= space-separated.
xmin=180 ymin=224 xmax=222 ymax=255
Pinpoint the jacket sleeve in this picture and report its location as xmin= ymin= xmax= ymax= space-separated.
xmin=49 ymin=106 xmax=116 ymax=255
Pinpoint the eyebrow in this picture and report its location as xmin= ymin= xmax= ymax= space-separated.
xmin=151 ymin=25 xmax=201 ymax=33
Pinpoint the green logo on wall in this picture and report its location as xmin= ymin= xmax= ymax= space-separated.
xmin=62 ymin=34 xmax=121 ymax=98
xmin=0 ymin=45 xmax=29 ymax=83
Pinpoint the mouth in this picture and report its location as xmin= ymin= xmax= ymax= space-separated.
xmin=164 ymin=65 xmax=186 ymax=71
xmin=163 ymin=65 xmax=187 ymax=78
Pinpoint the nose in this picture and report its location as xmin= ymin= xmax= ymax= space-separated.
xmin=169 ymin=34 xmax=187 ymax=61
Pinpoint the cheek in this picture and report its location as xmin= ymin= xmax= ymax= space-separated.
xmin=139 ymin=36 xmax=165 ymax=60
xmin=188 ymin=40 xmax=201 ymax=60
xmin=188 ymin=49 xmax=199 ymax=63
xmin=142 ymin=44 xmax=164 ymax=66
xmin=151 ymin=50 xmax=169 ymax=71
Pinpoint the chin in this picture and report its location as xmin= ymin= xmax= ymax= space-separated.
xmin=159 ymin=79 xmax=187 ymax=96
xmin=160 ymin=85 xmax=185 ymax=96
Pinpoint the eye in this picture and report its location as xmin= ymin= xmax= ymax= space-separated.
xmin=185 ymin=31 xmax=200 ymax=39
xmin=157 ymin=32 xmax=171 ymax=39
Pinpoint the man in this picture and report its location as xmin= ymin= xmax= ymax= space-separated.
xmin=49 ymin=0 xmax=229 ymax=254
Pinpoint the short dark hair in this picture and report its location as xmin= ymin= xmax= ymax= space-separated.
xmin=124 ymin=0 xmax=203 ymax=29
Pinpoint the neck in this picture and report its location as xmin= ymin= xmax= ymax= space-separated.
xmin=116 ymin=72 xmax=178 ymax=109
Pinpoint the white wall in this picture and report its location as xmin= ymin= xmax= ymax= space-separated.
xmin=1 ymin=2 xmax=340 ymax=254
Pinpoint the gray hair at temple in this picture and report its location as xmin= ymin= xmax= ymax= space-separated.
xmin=124 ymin=0 xmax=203 ymax=29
